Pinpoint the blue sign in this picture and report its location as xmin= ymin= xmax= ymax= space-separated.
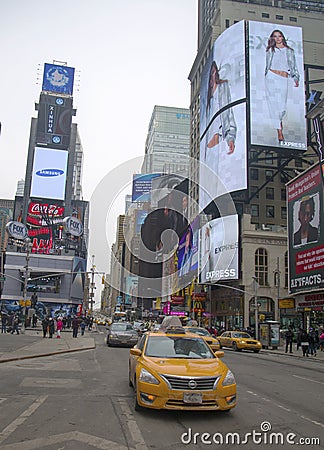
xmin=132 ymin=173 xmax=163 ymax=202
xmin=42 ymin=63 xmax=75 ymax=95
xmin=36 ymin=169 xmax=64 ymax=177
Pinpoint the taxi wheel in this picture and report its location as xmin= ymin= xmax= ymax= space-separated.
xmin=233 ymin=342 xmax=241 ymax=352
xmin=253 ymin=350 xmax=260 ymax=353
xmin=134 ymin=378 xmax=144 ymax=412
xmin=218 ymin=342 xmax=222 ymax=349
xmin=128 ymin=365 xmax=133 ymax=387
xmin=107 ymin=337 xmax=111 ymax=347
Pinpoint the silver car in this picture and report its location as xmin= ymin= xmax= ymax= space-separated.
xmin=106 ymin=322 xmax=138 ymax=347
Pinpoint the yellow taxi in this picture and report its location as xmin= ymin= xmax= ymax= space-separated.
xmin=218 ymin=331 xmax=262 ymax=353
xmin=128 ymin=317 xmax=236 ymax=411
xmin=184 ymin=326 xmax=220 ymax=351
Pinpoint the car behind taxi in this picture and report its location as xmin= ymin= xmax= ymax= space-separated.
xmin=218 ymin=331 xmax=262 ymax=353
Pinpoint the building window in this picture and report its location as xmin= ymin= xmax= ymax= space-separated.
xmin=250 ymin=168 xmax=259 ymax=180
xmin=225 ymin=19 xmax=230 ymax=28
xmin=276 ymin=15 xmax=283 ymax=20
xmin=255 ymin=248 xmax=268 ymax=286
xmin=295 ymin=158 xmax=302 ymax=168
xmin=281 ymin=207 xmax=287 ymax=219
xmin=262 ymin=13 xmax=270 ymax=18
xmin=281 ymin=189 xmax=286 ymax=201
xmin=265 ymin=153 xmax=274 ymax=165
xmin=251 ymin=204 xmax=259 ymax=217
xmin=265 ymin=170 xmax=274 ymax=181
xmin=289 ymin=17 xmax=297 ymax=22
xmin=266 ymin=205 xmax=275 ymax=218
xmin=250 ymin=186 xmax=259 ymax=199
xmin=266 ymin=187 xmax=274 ymax=200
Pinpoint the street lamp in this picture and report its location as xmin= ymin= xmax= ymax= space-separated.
xmin=89 ymin=255 xmax=96 ymax=316
xmin=252 ymin=276 xmax=259 ymax=340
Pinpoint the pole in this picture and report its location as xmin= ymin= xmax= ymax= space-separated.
xmin=89 ymin=255 xmax=95 ymax=316
xmin=276 ymin=257 xmax=280 ymax=323
xmin=252 ymin=276 xmax=259 ymax=340
xmin=23 ymin=237 xmax=31 ymax=327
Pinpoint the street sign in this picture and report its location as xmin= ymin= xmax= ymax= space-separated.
xmin=0 ymin=276 xmax=6 ymax=282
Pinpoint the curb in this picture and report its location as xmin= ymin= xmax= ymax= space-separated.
xmin=260 ymin=348 xmax=324 ymax=363
xmin=0 ymin=344 xmax=96 ymax=364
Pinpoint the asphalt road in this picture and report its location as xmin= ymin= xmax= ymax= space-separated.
xmin=0 ymin=329 xmax=323 ymax=450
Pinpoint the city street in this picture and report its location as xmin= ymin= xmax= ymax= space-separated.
xmin=0 ymin=329 xmax=323 ymax=449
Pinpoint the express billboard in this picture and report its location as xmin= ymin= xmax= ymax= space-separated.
xmin=199 ymin=215 xmax=239 ymax=284
xmin=249 ymin=21 xmax=306 ymax=150
xmin=287 ymin=163 xmax=324 ymax=294
xmin=199 ymin=21 xmax=247 ymax=211
xmin=42 ymin=63 xmax=75 ymax=95
xmin=36 ymin=94 xmax=73 ymax=149
xmin=30 ymin=147 xmax=68 ymax=201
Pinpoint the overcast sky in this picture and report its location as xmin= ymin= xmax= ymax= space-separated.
xmin=0 ymin=1 xmax=197 ymax=303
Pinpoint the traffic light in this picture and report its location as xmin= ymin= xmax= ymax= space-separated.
xmin=102 ymin=275 xmax=105 ymax=284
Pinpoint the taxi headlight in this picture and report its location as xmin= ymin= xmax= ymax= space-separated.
xmin=139 ymin=368 xmax=160 ymax=385
xmin=240 ymin=340 xmax=246 ymax=344
xmin=222 ymin=370 xmax=236 ymax=386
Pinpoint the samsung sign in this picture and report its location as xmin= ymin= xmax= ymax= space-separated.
xmin=63 ymin=216 xmax=83 ymax=237
xmin=30 ymin=147 xmax=68 ymax=200
xmin=6 ymin=221 xmax=28 ymax=240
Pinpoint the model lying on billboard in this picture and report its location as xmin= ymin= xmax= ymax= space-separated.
xmin=204 ymin=61 xmax=237 ymax=157
xmin=293 ymin=196 xmax=319 ymax=246
xmin=265 ymin=29 xmax=300 ymax=144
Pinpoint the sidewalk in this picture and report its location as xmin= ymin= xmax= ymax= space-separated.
xmin=260 ymin=344 xmax=324 ymax=362
xmin=0 ymin=327 xmax=96 ymax=363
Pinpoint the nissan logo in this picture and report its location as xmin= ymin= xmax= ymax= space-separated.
xmin=188 ymin=379 xmax=197 ymax=390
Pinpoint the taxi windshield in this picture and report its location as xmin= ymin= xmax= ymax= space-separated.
xmin=187 ymin=327 xmax=210 ymax=336
xmin=145 ymin=336 xmax=214 ymax=359
xmin=232 ymin=332 xmax=251 ymax=339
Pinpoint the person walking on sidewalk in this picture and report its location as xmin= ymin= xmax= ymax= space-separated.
xmin=296 ymin=327 xmax=303 ymax=351
xmin=56 ymin=317 xmax=63 ymax=339
xmin=72 ymin=316 xmax=80 ymax=338
xmin=42 ymin=317 xmax=49 ymax=338
xmin=48 ymin=317 xmax=55 ymax=338
xmin=308 ymin=328 xmax=318 ymax=356
xmin=80 ymin=319 xmax=86 ymax=336
xmin=285 ymin=327 xmax=294 ymax=353
xmin=11 ymin=314 xmax=20 ymax=335
xmin=319 ymin=330 xmax=324 ymax=352
xmin=1 ymin=313 xmax=8 ymax=333
xmin=300 ymin=329 xmax=310 ymax=357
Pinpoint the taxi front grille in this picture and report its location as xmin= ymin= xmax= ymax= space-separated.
xmin=166 ymin=399 xmax=218 ymax=407
xmin=246 ymin=341 xmax=256 ymax=344
xmin=161 ymin=375 xmax=219 ymax=390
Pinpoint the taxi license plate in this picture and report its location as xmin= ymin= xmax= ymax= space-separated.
xmin=183 ymin=393 xmax=203 ymax=404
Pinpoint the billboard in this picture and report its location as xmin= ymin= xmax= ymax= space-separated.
xmin=125 ymin=276 xmax=138 ymax=306
xmin=287 ymin=163 xmax=324 ymax=294
xmin=249 ymin=21 xmax=306 ymax=150
xmin=132 ymin=173 xmax=163 ymax=202
xmin=199 ymin=21 xmax=247 ymax=210
xmin=42 ymin=63 xmax=75 ymax=95
xmin=36 ymin=94 xmax=73 ymax=149
xmin=199 ymin=215 xmax=239 ymax=283
xmin=177 ymin=216 xmax=199 ymax=283
xmin=30 ymin=147 xmax=68 ymax=201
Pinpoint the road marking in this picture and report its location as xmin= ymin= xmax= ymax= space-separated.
xmin=300 ymin=416 xmax=324 ymax=429
xmin=118 ymin=398 xmax=148 ymax=450
xmin=0 ymin=398 xmax=7 ymax=404
xmin=293 ymin=375 xmax=324 ymax=385
xmin=20 ymin=377 xmax=81 ymax=388
xmin=1 ymin=431 xmax=129 ymax=449
xmin=0 ymin=395 xmax=47 ymax=445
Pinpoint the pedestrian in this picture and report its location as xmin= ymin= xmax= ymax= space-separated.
xmin=80 ymin=319 xmax=86 ymax=336
xmin=285 ymin=327 xmax=294 ymax=353
xmin=32 ymin=314 xmax=38 ymax=328
xmin=11 ymin=314 xmax=20 ymax=335
xmin=72 ymin=316 xmax=80 ymax=338
xmin=42 ymin=317 xmax=49 ymax=338
xmin=1 ymin=313 xmax=8 ymax=333
xmin=296 ymin=327 xmax=302 ymax=351
xmin=48 ymin=317 xmax=55 ymax=338
xmin=56 ymin=317 xmax=63 ymax=339
xmin=319 ymin=331 xmax=324 ymax=352
xmin=300 ymin=329 xmax=309 ymax=357
xmin=308 ymin=328 xmax=318 ymax=356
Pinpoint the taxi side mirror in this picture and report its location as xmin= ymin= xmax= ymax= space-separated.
xmin=130 ymin=348 xmax=142 ymax=356
xmin=214 ymin=350 xmax=225 ymax=358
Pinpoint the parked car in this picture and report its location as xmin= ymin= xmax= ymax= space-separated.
xmin=218 ymin=331 xmax=262 ymax=353
xmin=184 ymin=326 xmax=220 ymax=351
xmin=106 ymin=322 xmax=138 ymax=347
xmin=128 ymin=316 xmax=236 ymax=411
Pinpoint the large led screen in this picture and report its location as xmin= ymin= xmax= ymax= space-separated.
xmin=249 ymin=21 xmax=306 ymax=150
xmin=287 ymin=164 xmax=324 ymax=294
xmin=42 ymin=63 xmax=75 ymax=95
xmin=199 ymin=21 xmax=247 ymax=211
xmin=36 ymin=94 xmax=73 ymax=149
xmin=199 ymin=215 xmax=239 ymax=284
xmin=30 ymin=147 xmax=68 ymax=201
xmin=132 ymin=173 xmax=163 ymax=202
xmin=177 ymin=216 xmax=199 ymax=283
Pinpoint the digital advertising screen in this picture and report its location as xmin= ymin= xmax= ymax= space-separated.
xmin=287 ymin=163 xmax=324 ymax=294
xmin=125 ymin=276 xmax=138 ymax=306
xmin=30 ymin=147 xmax=68 ymax=201
xmin=199 ymin=215 xmax=239 ymax=284
xmin=249 ymin=21 xmax=306 ymax=150
xmin=177 ymin=216 xmax=199 ymax=283
xmin=36 ymin=94 xmax=73 ymax=149
xmin=132 ymin=173 xmax=163 ymax=202
xmin=199 ymin=21 xmax=247 ymax=211
xmin=42 ymin=63 xmax=75 ymax=95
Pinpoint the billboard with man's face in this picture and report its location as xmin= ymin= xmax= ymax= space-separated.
xmin=199 ymin=20 xmax=247 ymax=211
xmin=249 ymin=21 xmax=306 ymax=150
xmin=287 ymin=163 xmax=324 ymax=294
